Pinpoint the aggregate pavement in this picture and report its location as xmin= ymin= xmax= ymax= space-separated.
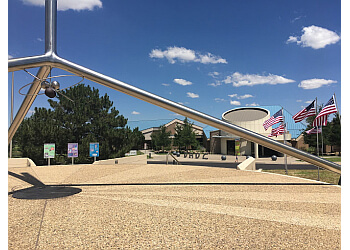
xmin=8 ymin=163 xmax=341 ymax=249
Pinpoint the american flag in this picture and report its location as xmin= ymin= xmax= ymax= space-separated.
xmin=292 ymin=100 xmax=316 ymax=123
xmin=268 ymin=123 xmax=286 ymax=137
xmin=305 ymin=127 xmax=322 ymax=134
xmin=263 ymin=109 xmax=283 ymax=130
xmin=312 ymin=95 xmax=338 ymax=127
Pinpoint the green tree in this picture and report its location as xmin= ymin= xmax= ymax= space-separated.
xmin=151 ymin=125 xmax=171 ymax=151
xmin=303 ymin=104 xmax=340 ymax=154
xmin=13 ymin=84 xmax=144 ymax=165
xmin=326 ymin=113 xmax=341 ymax=152
xmin=173 ymin=117 xmax=199 ymax=151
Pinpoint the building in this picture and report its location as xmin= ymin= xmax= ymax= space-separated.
xmin=137 ymin=119 xmax=208 ymax=150
xmin=210 ymin=106 xmax=306 ymax=158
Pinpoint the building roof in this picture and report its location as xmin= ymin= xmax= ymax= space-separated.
xmin=222 ymin=107 xmax=269 ymax=121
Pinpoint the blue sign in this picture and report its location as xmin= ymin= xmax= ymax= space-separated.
xmin=89 ymin=143 xmax=99 ymax=157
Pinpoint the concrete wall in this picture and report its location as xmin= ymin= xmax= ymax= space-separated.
xmin=8 ymin=158 xmax=36 ymax=168
xmin=93 ymin=155 xmax=147 ymax=165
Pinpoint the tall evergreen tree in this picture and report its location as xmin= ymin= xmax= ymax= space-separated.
xmin=326 ymin=113 xmax=341 ymax=152
xmin=173 ymin=118 xmax=199 ymax=151
xmin=13 ymin=84 xmax=144 ymax=165
xmin=151 ymin=125 xmax=171 ymax=151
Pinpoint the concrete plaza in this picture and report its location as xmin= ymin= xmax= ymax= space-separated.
xmin=9 ymin=163 xmax=340 ymax=249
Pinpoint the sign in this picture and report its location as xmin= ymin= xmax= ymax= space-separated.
xmin=44 ymin=143 xmax=55 ymax=158
xmin=89 ymin=143 xmax=99 ymax=157
xmin=68 ymin=143 xmax=78 ymax=158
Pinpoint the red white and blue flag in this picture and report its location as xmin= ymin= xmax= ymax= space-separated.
xmin=312 ymin=95 xmax=338 ymax=127
xmin=268 ymin=123 xmax=286 ymax=137
xmin=263 ymin=109 xmax=283 ymax=130
xmin=292 ymin=100 xmax=316 ymax=123
xmin=305 ymin=127 xmax=322 ymax=134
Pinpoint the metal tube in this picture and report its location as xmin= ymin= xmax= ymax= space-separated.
xmin=51 ymin=56 xmax=340 ymax=174
xmin=8 ymin=66 xmax=51 ymax=144
xmin=45 ymin=0 xmax=57 ymax=54
xmin=8 ymin=54 xmax=51 ymax=72
xmin=10 ymin=72 xmax=14 ymax=158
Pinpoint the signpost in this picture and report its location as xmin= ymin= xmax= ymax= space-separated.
xmin=68 ymin=143 xmax=78 ymax=165
xmin=90 ymin=143 xmax=99 ymax=162
xmin=44 ymin=143 xmax=55 ymax=166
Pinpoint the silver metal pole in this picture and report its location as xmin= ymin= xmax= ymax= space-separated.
xmin=316 ymin=98 xmax=319 ymax=157
xmin=45 ymin=0 xmax=57 ymax=54
xmin=282 ymin=108 xmax=288 ymax=175
xmin=8 ymin=66 xmax=51 ymax=144
xmin=52 ymin=57 xmax=341 ymax=174
xmin=10 ymin=72 xmax=14 ymax=158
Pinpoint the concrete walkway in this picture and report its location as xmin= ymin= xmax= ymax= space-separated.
xmin=8 ymin=163 xmax=340 ymax=249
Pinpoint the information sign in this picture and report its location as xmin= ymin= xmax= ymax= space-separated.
xmin=90 ymin=143 xmax=99 ymax=157
xmin=44 ymin=143 xmax=55 ymax=158
xmin=68 ymin=143 xmax=78 ymax=158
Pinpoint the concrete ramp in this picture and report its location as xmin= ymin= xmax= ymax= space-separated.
xmin=237 ymin=157 xmax=256 ymax=171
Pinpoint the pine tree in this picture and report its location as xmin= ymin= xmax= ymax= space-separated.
xmin=151 ymin=125 xmax=171 ymax=151
xmin=173 ymin=118 xmax=199 ymax=151
xmin=13 ymin=84 xmax=144 ymax=165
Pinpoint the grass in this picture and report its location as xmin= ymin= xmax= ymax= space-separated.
xmin=263 ymin=169 xmax=340 ymax=185
xmin=296 ymin=156 xmax=341 ymax=163
xmin=321 ymin=157 xmax=341 ymax=162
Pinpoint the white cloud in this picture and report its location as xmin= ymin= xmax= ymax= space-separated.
xmin=174 ymin=78 xmax=192 ymax=86
xmin=237 ymin=94 xmax=253 ymax=99
xmin=22 ymin=0 xmax=102 ymax=11
xmin=298 ymin=78 xmax=337 ymax=89
xmin=286 ymin=36 xmax=298 ymax=43
xmin=305 ymin=100 xmax=313 ymax=104
xmin=208 ymin=72 xmax=220 ymax=78
xmin=286 ymin=25 xmax=340 ymax=49
xmin=296 ymin=100 xmax=302 ymax=102
xmin=187 ymin=92 xmax=199 ymax=98
xmin=131 ymin=111 xmax=140 ymax=115
xmin=214 ymin=98 xmax=226 ymax=102
xmin=224 ymin=72 xmax=294 ymax=87
xmin=230 ymin=100 xmax=241 ymax=106
xmin=228 ymin=94 xmax=237 ymax=98
xmin=208 ymin=81 xmax=221 ymax=87
xmin=150 ymin=46 xmax=227 ymax=64
xmin=162 ymin=83 xmax=170 ymax=86
xmin=37 ymin=37 xmax=43 ymax=42
xmin=246 ymin=103 xmax=259 ymax=107
xmin=8 ymin=54 xmax=13 ymax=59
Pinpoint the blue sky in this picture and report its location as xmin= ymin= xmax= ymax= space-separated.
xmin=8 ymin=0 xmax=342 ymax=127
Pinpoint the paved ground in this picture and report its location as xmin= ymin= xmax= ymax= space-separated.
xmin=148 ymin=154 xmax=334 ymax=170
xmin=8 ymin=163 xmax=340 ymax=249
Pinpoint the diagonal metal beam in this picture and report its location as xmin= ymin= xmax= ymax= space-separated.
xmin=8 ymin=66 xmax=51 ymax=144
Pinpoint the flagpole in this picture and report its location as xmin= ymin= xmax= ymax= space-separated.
xmin=316 ymin=97 xmax=319 ymax=157
xmin=333 ymin=93 xmax=341 ymax=125
xmin=282 ymin=108 xmax=288 ymax=175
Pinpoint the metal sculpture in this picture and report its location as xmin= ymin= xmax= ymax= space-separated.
xmin=8 ymin=0 xmax=340 ymax=174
